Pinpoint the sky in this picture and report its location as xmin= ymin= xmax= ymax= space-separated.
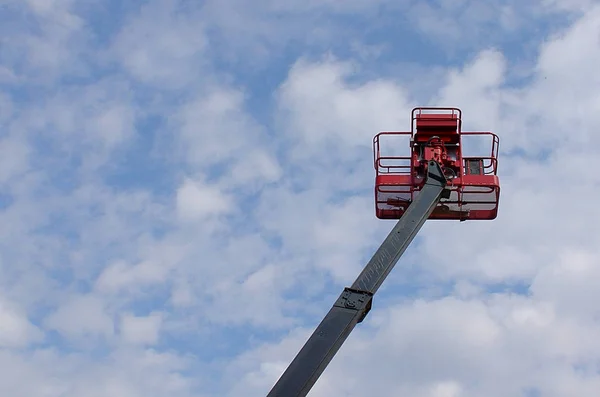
xmin=1 ymin=0 xmax=600 ymax=396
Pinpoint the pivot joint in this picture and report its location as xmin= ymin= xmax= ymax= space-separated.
xmin=334 ymin=287 xmax=373 ymax=323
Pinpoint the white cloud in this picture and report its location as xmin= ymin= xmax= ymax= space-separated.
xmin=95 ymin=260 xmax=170 ymax=294
xmin=1 ymin=1 xmax=600 ymax=397
xmin=48 ymin=82 xmax=137 ymax=148
xmin=175 ymin=88 xmax=259 ymax=164
xmin=120 ymin=313 xmax=162 ymax=345
xmin=236 ymin=291 xmax=600 ymax=396
xmin=526 ymin=5 xmax=600 ymax=134
xmin=44 ymin=294 xmax=114 ymax=340
xmin=111 ymin=0 xmax=208 ymax=87
xmin=226 ymin=5 xmax=600 ymax=397
xmin=86 ymin=102 xmax=136 ymax=148
xmin=172 ymin=86 xmax=282 ymax=194
xmin=0 ymin=297 xmax=43 ymax=348
xmin=531 ymin=248 xmax=600 ymax=319
xmin=175 ymin=177 xmax=233 ymax=221
xmin=542 ymin=0 xmax=597 ymax=12
xmin=228 ymin=149 xmax=282 ymax=187
xmin=0 ymin=347 xmax=198 ymax=397
xmin=416 ymin=5 xmax=600 ymax=287
xmin=407 ymin=0 xmax=534 ymax=46
xmin=434 ymin=49 xmax=506 ymax=131
xmin=25 ymin=0 xmax=73 ymax=16
xmin=0 ymin=0 xmax=88 ymax=84
xmin=202 ymin=263 xmax=297 ymax=329
xmin=0 ymin=65 xmax=17 ymax=84
xmin=277 ymin=56 xmax=411 ymax=147
xmin=428 ymin=381 xmax=463 ymax=397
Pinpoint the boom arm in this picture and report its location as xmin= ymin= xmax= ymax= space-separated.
xmin=267 ymin=161 xmax=449 ymax=397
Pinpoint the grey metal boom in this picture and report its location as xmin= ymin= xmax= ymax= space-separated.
xmin=266 ymin=161 xmax=449 ymax=397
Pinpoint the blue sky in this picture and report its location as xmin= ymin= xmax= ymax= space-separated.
xmin=1 ymin=1 xmax=600 ymax=396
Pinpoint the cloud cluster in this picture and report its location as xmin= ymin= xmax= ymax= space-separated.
xmin=1 ymin=0 xmax=599 ymax=396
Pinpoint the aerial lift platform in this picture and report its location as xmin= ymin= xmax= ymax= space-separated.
xmin=267 ymin=107 xmax=500 ymax=397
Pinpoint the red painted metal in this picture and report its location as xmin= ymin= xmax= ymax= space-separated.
xmin=373 ymin=107 xmax=500 ymax=221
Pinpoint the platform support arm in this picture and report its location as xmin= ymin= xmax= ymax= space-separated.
xmin=266 ymin=161 xmax=448 ymax=397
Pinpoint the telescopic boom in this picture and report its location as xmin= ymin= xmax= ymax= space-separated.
xmin=267 ymin=160 xmax=449 ymax=397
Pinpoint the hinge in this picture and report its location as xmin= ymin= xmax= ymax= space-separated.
xmin=334 ymin=287 xmax=373 ymax=323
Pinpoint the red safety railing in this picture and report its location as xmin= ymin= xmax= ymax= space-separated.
xmin=372 ymin=131 xmax=412 ymax=175
xmin=461 ymin=131 xmax=500 ymax=175
xmin=411 ymin=107 xmax=462 ymax=134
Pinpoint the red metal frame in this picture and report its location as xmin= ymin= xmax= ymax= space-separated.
xmin=373 ymin=107 xmax=500 ymax=221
